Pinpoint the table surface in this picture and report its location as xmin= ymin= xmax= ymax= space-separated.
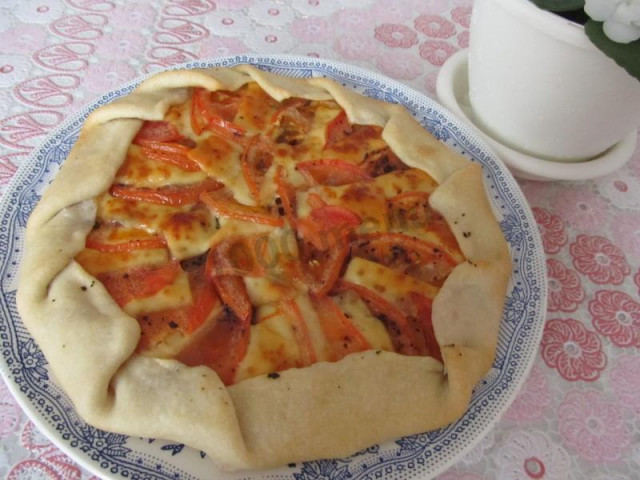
xmin=1 ymin=1 xmax=639 ymax=479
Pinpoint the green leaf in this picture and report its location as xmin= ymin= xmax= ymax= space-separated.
xmin=585 ymin=20 xmax=640 ymax=82
xmin=529 ymin=0 xmax=585 ymax=12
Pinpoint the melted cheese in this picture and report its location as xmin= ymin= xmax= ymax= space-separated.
xmin=344 ymin=257 xmax=440 ymax=305
xmin=75 ymin=248 xmax=169 ymax=276
xmin=84 ymin=83 xmax=460 ymax=383
xmin=206 ymin=219 xmax=278 ymax=264
xmin=297 ymin=168 xmax=441 ymax=235
xmin=300 ymin=102 xmax=343 ymax=156
xmin=97 ymin=193 xmax=185 ymax=231
xmin=258 ymin=162 xmax=279 ymax=207
xmin=164 ymin=101 xmax=196 ymax=138
xmin=161 ymin=205 xmax=219 ymax=260
xmin=241 ymin=227 xmax=303 ymax=304
xmin=297 ymin=179 xmax=389 ymax=232
xmin=235 ymin=304 xmax=302 ymax=382
xmin=256 ymin=102 xmax=344 ymax=192
xmin=124 ymin=269 xmax=192 ymax=317
xmin=187 ymin=135 xmax=253 ymax=205
xmin=332 ymin=290 xmax=393 ymax=351
xmin=97 ymin=195 xmax=219 ymax=260
xmin=115 ymin=145 xmax=207 ymax=188
xmin=294 ymin=294 xmax=331 ymax=362
xmin=234 ymin=82 xmax=280 ymax=135
xmin=244 ymin=277 xmax=294 ymax=306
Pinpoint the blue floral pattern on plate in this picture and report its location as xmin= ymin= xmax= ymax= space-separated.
xmin=0 ymin=54 xmax=546 ymax=480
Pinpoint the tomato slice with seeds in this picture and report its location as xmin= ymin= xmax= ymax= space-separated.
xmin=279 ymin=298 xmax=317 ymax=366
xmin=205 ymin=235 xmax=269 ymax=278
xmin=97 ymin=261 xmax=181 ymax=308
xmin=176 ymin=305 xmax=250 ymax=386
xmin=140 ymin=142 xmax=201 ymax=172
xmin=296 ymin=204 xmax=361 ymax=251
xmin=269 ymin=98 xmax=314 ymax=146
xmin=410 ymin=292 xmax=442 ymax=362
xmin=324 ymin=110 xmax=381 ymax=153
xmin=335 ymin=280 xmax=426 ymax=356
xmin=183 ymin=267 xmax=220 ymax=334
xmin=241 ymin=135 xmax=274 ymax=201
xmin=360 ymin=146 xmax=407 ymax=177
xmin=86 ymin=223 xmax=167 ymax=253
xmin=324 ymin=110 xmax=350 ymax=149
xmin=191 ymin=87 xmax=246 ymax=141
xmin=274 ymin=165 xmax=296 ymax=224
xmin=200 ymin=189 xmax=285 ymax=227
xmin=297 ymin=235 xmax=349 ymax=296
xmin=135 ymin=265 xmax=220 ymax=352
xmin=110 ymin=177 xmax=223 ymax=206
xmin=387 ymin=191 xmax=461 ymax=253
xmin=133 ymin=121 xmax=184 ymax=145
xmin=296 ymin=158 xmax=371 ymax=186
xmin=311 ymin=294 xmax=371 ymax=361
xmin=212 ymin=274 xmax=253 ymax=325
xmin=351 ymin=232 xmax=458 ymax=286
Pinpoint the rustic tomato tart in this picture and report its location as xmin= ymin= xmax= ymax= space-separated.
xmin=17 ymin=66 xmax=511 ymax=471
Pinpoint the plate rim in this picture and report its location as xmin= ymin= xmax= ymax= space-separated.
xmin=0 ymin=53 xmax=547 ymax=480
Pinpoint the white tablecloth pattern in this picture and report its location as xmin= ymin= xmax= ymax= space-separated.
xmin=1 ymin=1 xmax=639 ymax=479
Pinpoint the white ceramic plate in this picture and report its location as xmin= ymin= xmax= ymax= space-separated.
xmin=0 ymin=54 xmax=546 ymax=480
xmin=436 ymin=50 xmax=638 ymax=182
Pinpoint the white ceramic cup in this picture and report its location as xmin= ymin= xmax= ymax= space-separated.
xmin=468 ymin=0 xmax=640 ymax=162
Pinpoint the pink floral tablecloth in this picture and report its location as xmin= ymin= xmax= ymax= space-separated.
xmin=1 ymin=1 xmax=639 ymax=479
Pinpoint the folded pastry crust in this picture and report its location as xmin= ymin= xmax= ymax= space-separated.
xmin=17 ymin=66 xmax=511 ymax=471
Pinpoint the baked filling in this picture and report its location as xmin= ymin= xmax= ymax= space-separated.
xmin=75 ymin=82 xmax=465 ymax=386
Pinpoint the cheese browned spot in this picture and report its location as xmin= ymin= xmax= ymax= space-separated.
xmin=115 ymin=145 xmax=207 ymax=188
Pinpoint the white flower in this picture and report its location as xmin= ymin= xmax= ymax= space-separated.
xmin=585 ymin=0 xmax=640 ymax=43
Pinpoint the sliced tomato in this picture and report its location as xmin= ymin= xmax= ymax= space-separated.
xmin=110 ymin=177 xmax=222 ymax=207
xmin=269 ymin=98 xmax=314 ymax=146
xmin=335 ymin=280 xmax=426 ymax=356
xmin=296 ymin=204 xmax=361 ymax=251
xmin=324 ymin=110 xmax=350 ymax=149
xmin=296 ymin=159 xmax=371 ymax=186
xmin=241 ymin=135 xmax=274 ymax=201
xmin=135 ymin=265 xmax=220 ymax=352
xmin=200 ymin=189 xmax=285 ymax=227
xmin=311 ymin=204 xmax=361 ymax=229
xmin=86 ymin=223 xmax=167 ymax=253
xmin=360 ymin=146 xmax=408 ymax=177
xmin=184 ymin=267 xmax=220 ymax=334
xmin=205 ymin=235 xmax=269 ymax=278
xmin=387 ymin=191 xmax=461 ymax=254
xmin=410 ymin=292 xmax=442 ymax=362
xmin=140 ymin=142 xmax=201 ymax=172
xmin=275 ymin=165 xmax=296 ymax=225
xmin=324 ymin=110 xmax=382 ymax=153
xmin=311 ymin=294 xmax=371 ymax=361
xmin=306 ymin=192 xmax=327 ymax=210
xmin=212 ymin=274 xmax=253 ymax=325
xmin=191 ymin=87 xmax=245 ymax=141
xmin=297 ymin=235 xmax=349 ymax=296
xmin=133 ymin=121 xmax=183 ymax=145
xmin=175 ymin=305 xmax=250 ymax=385
xmin=351 ymin=232 xmax=458 ymax=286
xmin=279 ymin=298 xmax=317 ymax=366
xmin=97 ymin=261 xmax=181 ymax=307
xmin=387 ymin=191 xmax=431 ymax=229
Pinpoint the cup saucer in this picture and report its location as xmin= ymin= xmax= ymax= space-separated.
xmin=436 ymin=50 xmax=638 ymax=181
